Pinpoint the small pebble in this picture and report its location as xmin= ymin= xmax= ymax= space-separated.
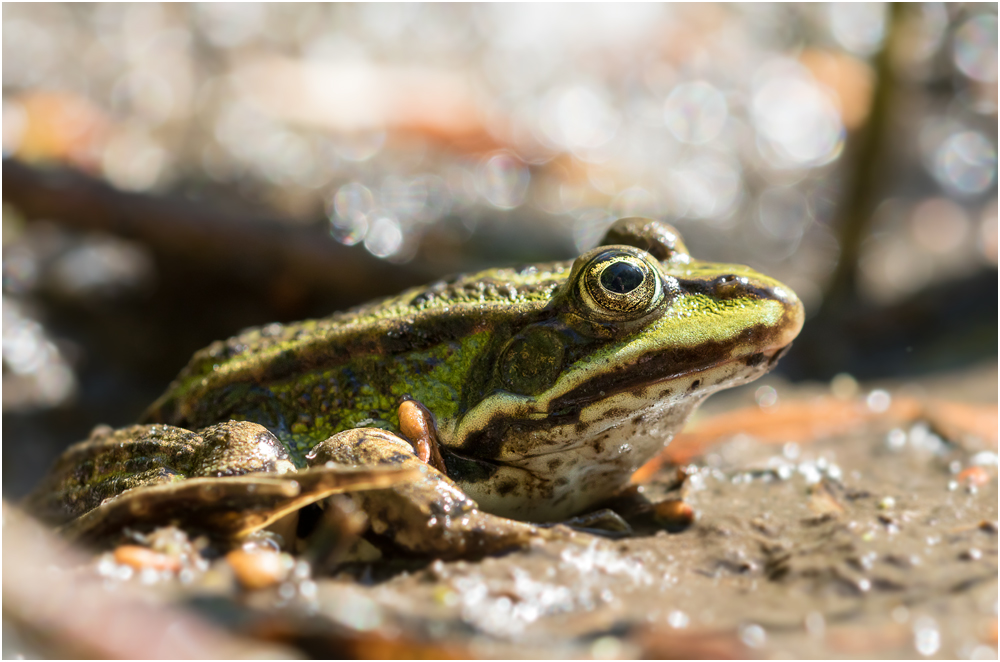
xmin=113 ymin=545 xmax=180 ymax=572
xmin=913 ymin=616 xmax=940 ymax=656
xmin=804 ymin=611 xmax=825 ymax=637
xmin=739 ymin=623 xmax=767 ymax=648
xmin=830 ymin=373 xmax=858 ymax=399
xmin=591 ymin=636 xmax=622 ymax=660
xmin=957 ymin=466 xmax=990 ymax=487
xmin=226 ymin=548 xmax=287 ymax=590
xmin=653 ymin=499 xmax=695 ymax=530
xmin=980 ymin=618 xmax=998 ymax=645
xmin=667 ymin=609 xmax=689 ymax=628
xmin=886 ymin=428 xmax=907 ymax=450
xmin=960 ymin=548 xmax=983 ymax=561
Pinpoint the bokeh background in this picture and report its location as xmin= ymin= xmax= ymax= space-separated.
xmin=3 ymin=3 xmax=997 ymax=498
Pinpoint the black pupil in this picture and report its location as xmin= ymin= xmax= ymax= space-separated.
xmin=600 ymin=261 xmax=644 ymax=294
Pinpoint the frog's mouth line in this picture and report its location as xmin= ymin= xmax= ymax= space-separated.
xmin=513 ymin=344 xmax=789 ymax=463
xmin=456 ymin=342 xmax=792 ymax=467
xmin=545 ymin=339 xmax=792 ymax=416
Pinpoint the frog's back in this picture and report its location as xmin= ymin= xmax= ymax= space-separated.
xmin=142 ymin=264 xmax=569 ymax=456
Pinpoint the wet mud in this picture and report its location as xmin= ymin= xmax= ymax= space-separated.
xmin=4 ymin=365 xmax=997 ymax=659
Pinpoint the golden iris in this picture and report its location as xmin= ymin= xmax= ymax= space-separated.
xmin=580 ymin=250 xmax=662 ymax=320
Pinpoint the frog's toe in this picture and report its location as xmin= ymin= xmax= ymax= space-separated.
xmin=307 ymin=428 xmax=560 ymax=558
xmin=397 ymin=399 xmax=447 ymax=473
xmin=555 ymin=508 xmax=632 ymax=536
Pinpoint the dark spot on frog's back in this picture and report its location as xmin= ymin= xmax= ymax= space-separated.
xmin=688 ymin=379 xmax=701 ymax=392
xmin=388 ymin=451 xmax=411 ymax=463
xmin=745 ymin=352 xmax=765 ymax=367
xmin=262 ymin=350 xmax=302 ymax=378
xmin=547 ymin=457 xmax=563 ymax=471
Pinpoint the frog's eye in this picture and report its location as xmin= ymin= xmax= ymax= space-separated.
xmin=578 ymin=249 xmax=664 ymax=321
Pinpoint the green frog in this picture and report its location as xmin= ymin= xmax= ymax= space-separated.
xmin=28 ymin=218 xmax=803 ymax=555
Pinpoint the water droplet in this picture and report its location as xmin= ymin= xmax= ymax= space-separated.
xmin=953 ymin=14 xmax=998 ymax=83
xmin=828 ymin=3 xmax=887 ymax=56
xmin=363 ymin=211 xmax=404 ymax=258
xmin=477 ymin=152 xmax=529 ymax=210
xmin=933 ymin=131 xmax=997 ymax=195
xmin=755 ymin=385 xmax=779 ymax=408
xmin=866 ymin=389 xmax=891 ymax=413
xmin=752 ymin=59 xmax=844 ymax=168
xmin=663 ymin=81 xmax=728 ymax=144
xmin=540 ymin=85 xmax=620 ymax=153
xmin=330 ymin=182 xmax=374 ymax=245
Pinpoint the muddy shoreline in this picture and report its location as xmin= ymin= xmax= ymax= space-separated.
xmin=4 ymin=365 xmax=997 ymax=659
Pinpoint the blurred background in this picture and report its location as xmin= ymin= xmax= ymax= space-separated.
xmin=3 ymin=3 xmax=997 ymax=498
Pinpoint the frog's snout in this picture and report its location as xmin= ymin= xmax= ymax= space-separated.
xmin=756 ymin=277 xmax=805 ymax=350
xmin=701 ymin=271 xmax=805 ymax=349
xmin=760 ymin=279 xmax=803 ymax=314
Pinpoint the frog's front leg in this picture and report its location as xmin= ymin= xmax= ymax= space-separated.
xmin=306 ymin=424 xmax=559 ymax=558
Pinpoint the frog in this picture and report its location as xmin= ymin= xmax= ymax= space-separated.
xmin=27 ymin=217 xmax=803 ymax=556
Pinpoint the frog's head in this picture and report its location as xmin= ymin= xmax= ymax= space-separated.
xmin=444 ymin=217 xmax=804 ymax=521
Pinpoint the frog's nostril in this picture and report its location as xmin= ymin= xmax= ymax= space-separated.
xmin=714 ymin=275 xmax=747 ymax=297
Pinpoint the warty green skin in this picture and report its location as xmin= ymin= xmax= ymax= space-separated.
xmin=143 ymin=264 xmax=571 ymax=466
xmin=139 ymin=221 xmax=804 ymax=521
